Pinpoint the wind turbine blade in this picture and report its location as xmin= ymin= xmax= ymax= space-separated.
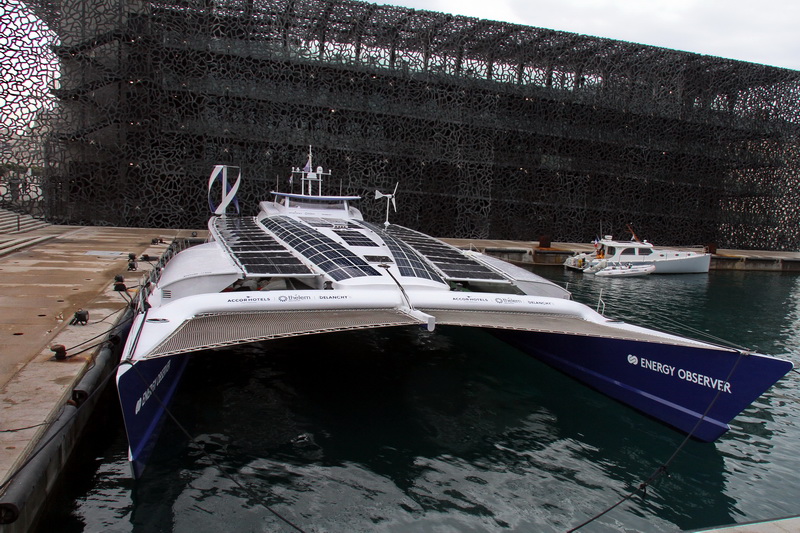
xmin=392 ymin=182 xmax=399 ymax=195
xmin=391 ymin=197 xmax=397 ymax=211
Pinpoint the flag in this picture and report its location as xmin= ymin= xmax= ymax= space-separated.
xmin=303 ymin=156 xmax=312 ymax=173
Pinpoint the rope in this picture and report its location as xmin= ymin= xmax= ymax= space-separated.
xmin=608 ymin=307 xmax=752 ymax=352
xmin=124 ymin=361 xmax=309 ymax=532
xmin=62 ymin=312 xmax=129 ymax=354
xmin=0 ymin=422 xmax=47 ymax=434
xmin=0 ymin=357 xmax=122 ymax=493
xmin=566 ymin=348 xmax=748 ymax=532
xmin=2 ymin=356 xmax=308 ymax=532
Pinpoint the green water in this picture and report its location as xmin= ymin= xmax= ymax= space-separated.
xmin=38 ymin=269 xmax=800 ymax=532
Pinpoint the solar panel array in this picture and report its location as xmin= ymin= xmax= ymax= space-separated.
xmin=261 ymin=216 xmax=382 ymax=281
xmin=382 ymin=224 xmax=506 ymax=281
xmin=299 ymin=217 xmax=354 ymax=228
xmin=334 ymin=229 xmax=379 ymax=247
xmin=358 ymin=222 xmax=445 ymax=283
xmin=214 ymin=217 xmax=313 ymax=276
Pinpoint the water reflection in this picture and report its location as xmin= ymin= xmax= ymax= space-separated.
xmin=779 ymin=274 xmax=800 ymax=355
xmin=35 ymin=269 xmax=800 ymax=533
xmin=122 ymin=326 xmax=738 ymax=532
xmin=547 ymin=268 xmax=800 ymax=356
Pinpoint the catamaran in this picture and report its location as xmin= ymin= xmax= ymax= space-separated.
xmin=116 ymin=152 xmax=792 ymax=477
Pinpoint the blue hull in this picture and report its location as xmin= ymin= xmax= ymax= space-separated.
xmin=117 ymin=354 xmax=189 ymax=478
xmin=493 ymin=329 xmax=793 ymax=441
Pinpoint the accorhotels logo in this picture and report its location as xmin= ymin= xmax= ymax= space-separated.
xmin=226 ymin=295 xmax=271 ymax=303
xmin=453 ymin=295 xmax=488 ymax=302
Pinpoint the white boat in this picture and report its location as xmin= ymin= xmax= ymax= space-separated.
xmin=564 ymin=235 xmax=711 ymax=274
xmin=590 ymin=262 xmax=656 ymax=277
xmin=116 ymin=151 xmax=791 ymax=478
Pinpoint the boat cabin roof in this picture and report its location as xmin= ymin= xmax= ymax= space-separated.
xmin=600 ymin=239 xmax=653 ymax=248
xmin=271 ymin=191 xmax=361 ymax=202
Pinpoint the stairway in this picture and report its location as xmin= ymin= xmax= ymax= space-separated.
xmin=0 ymin=207 xmax=51 ymax=234
xmin=0 ymin=208 xmax=56 ymax=257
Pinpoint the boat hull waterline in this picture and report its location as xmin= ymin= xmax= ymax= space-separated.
xmin=117 ymin=351 xmax=189 ymax=478
xmin=495 ymin=329 xmax=791 ymax=442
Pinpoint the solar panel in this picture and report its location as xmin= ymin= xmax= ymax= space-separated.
xmin=213 ymin=217 xmax=313 ymax=276
xmin=357 ymin=222 xmax=444 ymax=282
xmin=334 ymin=229 xmax=379 ymax=247
xmin=260 ymin=216 xmax=382 ymax=281
xmin=299 ymin=217 xmax=361 ymax=229
xmin=299 ymin=217 xmax=335 ymax=227
xmin=375 ymin=224 xmax=505 ymax=282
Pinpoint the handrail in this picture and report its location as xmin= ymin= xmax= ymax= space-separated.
xmin=596 ymin=288 xmax=606 ymax=315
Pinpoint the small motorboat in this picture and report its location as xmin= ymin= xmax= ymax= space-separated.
xmin=565 ymin=232 xmax=711 ymax=274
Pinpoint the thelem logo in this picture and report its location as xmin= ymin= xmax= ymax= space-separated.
xmin=278 ymin=294 xmax=312 ymax=302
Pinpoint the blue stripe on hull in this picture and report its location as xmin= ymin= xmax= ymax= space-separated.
xmin=117 ymin=354 xmax=189 ymax=478
xmin=493 ymin=330 xmax=793 ymax=441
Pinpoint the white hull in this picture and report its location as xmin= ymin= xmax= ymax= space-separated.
xmin=593 ymin=264 xmax=655 ymax=277
xmin=648 ymin=253 xmax=711 ymax=273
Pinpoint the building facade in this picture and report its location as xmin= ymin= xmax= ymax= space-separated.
xmin=21 ymin=0 xmax=800 ymax=249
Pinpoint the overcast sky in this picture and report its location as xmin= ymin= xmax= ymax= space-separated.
xmin=376 ymin=0 xmax=800 ymax=71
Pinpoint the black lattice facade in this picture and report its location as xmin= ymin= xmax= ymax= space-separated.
xmin=7 ymin=0 xmax=800 ymax=249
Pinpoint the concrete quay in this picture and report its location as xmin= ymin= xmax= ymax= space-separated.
xmin=439 ymin=238 xmax=800 ymax=271
xmin=0 ymin=224 xmax=195 ymax=532
xmin=0 ymin=223 xmax=798 ymax=532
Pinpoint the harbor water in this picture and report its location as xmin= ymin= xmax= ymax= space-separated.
xmin=37 ymin=268 xmax=800 ymax=532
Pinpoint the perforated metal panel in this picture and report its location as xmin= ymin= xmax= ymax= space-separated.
xmin=9 ymin=0 xmax=800 ymax=250
xmin=145 ymin=308 xmax=421 ymax=358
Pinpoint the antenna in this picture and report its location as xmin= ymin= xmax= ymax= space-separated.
xmin=375 ymin=182 xmax=398 ymax=227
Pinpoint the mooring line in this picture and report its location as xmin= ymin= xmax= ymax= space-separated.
xmin=566 ymin=348 xmax=748 ymax=532
xmin=0 ymin=357 xmax=122 ymax=493
xmin=125 ymin=361 xmax=309 ymax=533
xmin=62 ymin=313 xmax=129 ymax=354
xmin=612 ymin=307 xmax=753 ymax=352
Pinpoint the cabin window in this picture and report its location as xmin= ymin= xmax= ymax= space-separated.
xmin=638 ymin=248 xmax=653 ymax=256
xmin=620 ymin=248 xmax=636 ymax=255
